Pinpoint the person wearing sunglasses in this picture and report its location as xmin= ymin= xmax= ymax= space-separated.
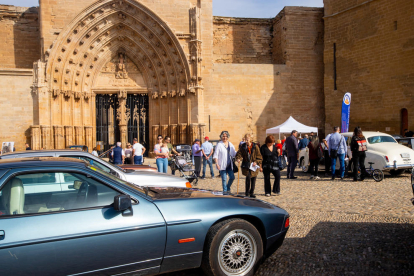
xmin=154 ymin=135 xmax=169 ymax=173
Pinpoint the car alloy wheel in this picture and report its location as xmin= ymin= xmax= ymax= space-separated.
xmin=201 ymin=219 xmax=263 ymax=276
xmin=218 ymin=230 xmax=257 ymax=275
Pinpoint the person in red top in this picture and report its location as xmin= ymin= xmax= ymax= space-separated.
xmin=281 ymin=136 xmax=286 ymax=146
xmin=307 ymin=136 xmax=323 ymax=180
xmin=275 ymin=139 xmax=283 ymax=155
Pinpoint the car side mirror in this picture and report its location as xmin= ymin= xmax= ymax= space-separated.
xmin=113 ymin=195 xmax=133 ymax=217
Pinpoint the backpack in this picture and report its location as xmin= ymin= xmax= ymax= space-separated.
xmin=357 ymin=139 xmax=367 ymax=152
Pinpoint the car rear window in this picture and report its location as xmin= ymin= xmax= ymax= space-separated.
xmin=367 ymin=136 xmax=396 ymax=144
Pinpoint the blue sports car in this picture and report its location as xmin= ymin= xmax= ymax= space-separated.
xmin=0 ymin=157 xmax=289 ymax=276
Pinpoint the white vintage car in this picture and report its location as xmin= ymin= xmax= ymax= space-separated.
xmin=342 ymin=132 xmax=414 ymax=175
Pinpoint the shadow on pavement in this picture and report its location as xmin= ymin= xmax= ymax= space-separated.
xmin=162 ymin=221 xmax=414 ymax=276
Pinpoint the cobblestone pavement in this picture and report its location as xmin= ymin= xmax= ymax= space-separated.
xmin=150 ymin=161 xmax=414 ymax=276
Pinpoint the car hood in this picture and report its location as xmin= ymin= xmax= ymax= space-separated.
xmin=124 ymin=170 xmax=189 ymax=188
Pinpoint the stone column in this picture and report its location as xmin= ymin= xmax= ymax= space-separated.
xmin=30 ymin=125 xmax=41 ymax=150
xmin=40 ymin=125 xmax=51 ymax=149
xmin=179 ymin=123 xmax=188 ymax=144
xmin=199 ymin=123 xmax=206 ymax=140
xmin=169 ymin=124 xmax=178 ymax=144
xmin=64 ymin=126 xmax=73 ymax=147
xmin=152 ymin=125 xmax=160 ymax=157
xmin=161 ymin=125 xmax=169 ymax=139
xmin=190 ymin=123 xmax=199 ymax=143
xmin=31 ymin=61 xmax=51 ymax=126
xmin=85 ymin=126 xmax=93 ymax=152
xmin=53 ymin=126 xmax=64 ymax=149
xmin=117 ymin=90 xmax=128 ymax=148
xmin=119 ymin=124 xmax=127 ymax=148
xmin=74 ymin=126 xmax=83 ymax=145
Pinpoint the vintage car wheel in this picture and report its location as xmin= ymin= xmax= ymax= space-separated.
xmin=202 ymin=219 xmax=263 ymax=276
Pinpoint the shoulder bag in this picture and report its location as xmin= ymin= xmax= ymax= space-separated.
xmin=330 ymin=136 xmax=344 ymax=158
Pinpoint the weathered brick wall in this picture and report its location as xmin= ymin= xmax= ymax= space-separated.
xmin=276 ymin=7 xmax=325 ymax=133
xmin=0 ymin=5 xmax=40 ymax=68
xmin=0 ymin=71 xmax=34 ymax=151
xmin=206 ymin=7 xmax=325 ymax=146
xmin=213 ymin=17 xmax=273 ymax=64
xmin=324 ymin=0 xmax=414 ymax=135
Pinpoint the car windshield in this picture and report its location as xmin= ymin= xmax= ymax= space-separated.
xmin=87 ymin=165 xmax=155 ymax=198
xmin=367 ymin=136 xmax=397 ymax=144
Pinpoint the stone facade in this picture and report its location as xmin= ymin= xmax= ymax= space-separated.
xmin=323 ymin=0 xmax=414 ymax=134
xmin=0 ymin=0 xmax=410 ymax=152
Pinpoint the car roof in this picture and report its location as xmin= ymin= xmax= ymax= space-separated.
xmin=0 ymin=149 xmax=88 ymax=158
xmin=0 ymin=157 xmax=88 ymax=169
xmin=342 ymin=131 xmax=393 ymax=138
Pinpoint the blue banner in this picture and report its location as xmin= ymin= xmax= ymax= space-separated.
xmin=341 ymin=92 xmax=351 ymax=133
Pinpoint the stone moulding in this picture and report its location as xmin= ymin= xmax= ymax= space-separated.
xmin=44 ymin=0 xmax=192 ymax=100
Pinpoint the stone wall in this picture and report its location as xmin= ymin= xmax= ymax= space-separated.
xmin=207 ymin=7 xmax=325 ymax=146
xmin=0 ymin=5 xmax=40 ymax=69
xmin=323 ymin=0 xmax=414 ymax=134
xmin=213 ymin=17 xmax=273 ymax=64
xmin=0 ymin=70 xmax=34 ymax=151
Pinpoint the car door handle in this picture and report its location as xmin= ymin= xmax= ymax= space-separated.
xmin=0 ymin=230 xmax=5 ymax=240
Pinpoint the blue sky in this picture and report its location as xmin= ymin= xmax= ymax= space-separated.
xmin=3 ymin=0 xmax=323 ymax=18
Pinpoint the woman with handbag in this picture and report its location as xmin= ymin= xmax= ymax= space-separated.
xmin=235 ymin=134 xmax=262 ymax=198
xmin=307 ymin=136 xmax=323 ymax=180
xmin=213 ymin=131 xmax=237 ymax=194
xmin=350 ymin=126 xmax=368 ymax=181
xmin=260 ymin=135 xmax=281 ymax=196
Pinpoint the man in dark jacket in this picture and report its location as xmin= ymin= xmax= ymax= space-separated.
xmin=285 ymin=130 xmax=299 ymax=179
xmin=111 ymin=142 xmax=125 ymax=165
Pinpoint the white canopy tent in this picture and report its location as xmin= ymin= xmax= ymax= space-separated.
xmin=266 ymin=116 xmax=318 ymax=139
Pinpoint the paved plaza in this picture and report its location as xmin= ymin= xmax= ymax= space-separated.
xmin=155 ymin=161 xmax=414 ymax=276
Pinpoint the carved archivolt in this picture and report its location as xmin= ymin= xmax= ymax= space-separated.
xmin=45 ymin=0 xmax=191 ymax=99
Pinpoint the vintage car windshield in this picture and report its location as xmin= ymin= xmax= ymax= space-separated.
xmin=367 ymin=136 xmax=397 ymax=144
xmin=87 ymin=165 xmax=155 ymax=197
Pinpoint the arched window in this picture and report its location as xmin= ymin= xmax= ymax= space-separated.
xmin=401 ymin=108 xmax=408 ymax=135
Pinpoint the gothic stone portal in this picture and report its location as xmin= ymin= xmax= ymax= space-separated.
xmin=30 ymin=0 xmax=204 ymax=152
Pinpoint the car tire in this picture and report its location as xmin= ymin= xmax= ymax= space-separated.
xmin=201 ymin=219 xmax=263 ymax=276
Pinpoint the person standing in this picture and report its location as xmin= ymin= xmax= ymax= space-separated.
xmin=111 ymin=142 xmax=125 ymax=165
xmin=260 ymin=135 xmax=281 ymax=196
xmin=322 ymin=133 xmax=332 ymax=176
xmin=235 ymin=134 xmax=262 ymax=198
xmin=132 ymin=138 xmax=146 ymax=165
xmin=25 ymin=143 xmax=32 ymax=150
xmin=201 ymin=136 xmax=214 ymax=179
xmin=285 ymin=130 xmax=299 ymax=179
xmin=164 ymin=136 xmax=180 ymax=175
xmin=308 ymin=136 xmax=323 ymax=180
xmin=328 ymin=126 xmax=347 ymax=180
xmin=91 ymin=147 xmax=99 ymax=157
xmin=213 ymin=131 xmax=236 ymax=194
xmin=298 ymin=134 xmax=309 ymax=150
xmin=124 ymin=143 xmax=133 ymax=164
xmin=192 ymin=139 xmax=203 ymax=177
xmin=350 ymin=127 xmax=368 ymax=181
xmin=281 ymin=136 xmax=287 ymax=146
xmin=239 ymin=137 xmax=246 ymax=148
xmin=154 ymin=135 xmax=169 ymax=173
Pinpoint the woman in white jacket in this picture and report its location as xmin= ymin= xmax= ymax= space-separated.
xmin=213 ymin=131 xmax=236 ymax=194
